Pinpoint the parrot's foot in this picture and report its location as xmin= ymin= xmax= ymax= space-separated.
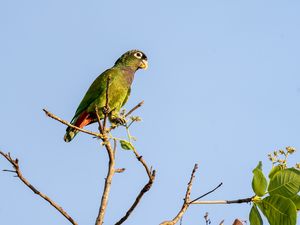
xmin=110 ymin=116 xmax=127 ymax=127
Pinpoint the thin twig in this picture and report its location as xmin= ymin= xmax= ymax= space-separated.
xmin=132 ymin=147 xmax=152 ymax=178
xmin=159 ymin=164 xmax=198 ymax=225
xmin=3 ymin=169 xmax=17 ymax=173
xmin=113 ymin=139 xmax=117 ymax=156
xmin=115 ymin=161 xmax=155 ymax=225
xmin=43 ymin=109 xmax=102 ymax=139
xmin=102 ymin=75 xmax=111 ymax=129
xmin=125 ymin=101 xmax=144 ymax=118
xmin=191 ymin=197 xmax=253 ymax=204
xmin=115 ymin=168 xmax=126 ymax=173
xmin=189 ymin=182 xmax=223 ymax=204
xmin=0 ymin=151 xmax=78 ymax=225
xmin=95 ymin=106 xmax=104 ymax=134
xmin=180 ymin=217 xmax=183 ymax=225
xmin=204 ymin=212 xmax=211 ymax=225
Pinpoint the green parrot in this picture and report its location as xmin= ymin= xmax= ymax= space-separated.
xmin=64 ymin=49 xmax=148 ymax=142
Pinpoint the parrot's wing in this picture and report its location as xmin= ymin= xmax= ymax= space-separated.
xmin=121 ymin=88 xmax=131 ymax=107
xmin=72 ymin=69 xmax=113 ymax=122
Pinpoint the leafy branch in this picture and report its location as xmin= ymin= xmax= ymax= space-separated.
xmin=159 ymin=147 xmax=299 ymax=225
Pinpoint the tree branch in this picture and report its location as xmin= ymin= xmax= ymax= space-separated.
xmin=125 ymin=101 xmax=144 ymax=118
xmin=160 ymin=164 xmax=198 ymax=225
xmin=94 ymin=92 xmax=116 ymax=225
xmin=43 ymin=109 xmax=102 ymax=139
xmin=0 ymin=151 xmax=78 ymax=225
xmin=95 ymin=134 xmax=115 ymax=225
xmin=190 ymin=197 xmax=253 ymax=205
xmin=189 ymin=182 xmax=223 ymax=204
xmin=115 ymin=146 xmax=156 ymax=225
xmin=102 ymin=75 xmax=111 ymax=129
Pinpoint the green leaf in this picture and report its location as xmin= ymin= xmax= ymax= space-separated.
xmin=249 ymin=204 xmax=263 ymax=225
xmin=268 ymin=168 xmax=300 ymax=198
xmin=291 ymin=195 xmax=300 ymax=210
xmin=120 ymin=140 xmax=134 ymax=151
xmin=258 ymin=195 xmax=297 ymax=225
xmin=269 ymin=165 xmax=283 ymax=179
xmin=252 ymin=161 xmax=268 ymax=196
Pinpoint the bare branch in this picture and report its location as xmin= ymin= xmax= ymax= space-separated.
xmin=159 ymin=164 xmax=198 ymax=225
xmin=125 ymin=101 xmax=144 ymax=118
xmin=113 ymin=138 xmax=117 ymax=156
xmin=115 ymin=168 xmax=126 ymax=173
xmin=94 ymin=78 xmax=116 ymax=225
xmin=43 ymin=109 xmax=102 ymax=139
xmin=95 ymin=106 xmax=104 ymax=134
xmin=0 ymin=151 xmax=78 ymax=225
xmin=204 ymin=212 xmax=211 ymax=225
xmin=114 ymin=172 xmax=156 ymax=225
xmin=115 ymin=146 xmax=156 ymax=225
xmin=189 ymin=182 xmax=223 ymax=204
xmin=102 ymin=75 xmax=111 ymax=129
xmin=132 ymin=148 xmax=152 ymax=178
xmin=95 ymin=135 xmax=115 ymax=225
xmin=191 ymin=197 xmax=253 ymax=205
xmin=3 ymin=169 xmax=17 ymax=173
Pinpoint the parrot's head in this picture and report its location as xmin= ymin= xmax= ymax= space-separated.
xmin=115 ymin=50 xmax=148 ymax=71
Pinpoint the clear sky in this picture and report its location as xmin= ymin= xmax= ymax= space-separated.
xmin=0 ymin=1 xmax=299 ymax=225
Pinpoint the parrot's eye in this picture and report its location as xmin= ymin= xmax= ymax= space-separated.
xmin=134 ymin=52 xmax=143 ymax=59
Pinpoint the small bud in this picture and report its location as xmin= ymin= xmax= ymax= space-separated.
xmin=268 ymin=156 xmax=274 ymax=162
xmin=279 ymin=149 xmax=285 ymax=155
xmin=120 ymin=109 xmax=126 ymax=116
xmin=130 ymin=116 xmax=142 ymax=122
xmin=101 ymin=141 xmax=109 ymax=146
xmin=131 ymin=136 xmax=137 ymax=141
xmin=135 ymin=116 xmax=142 ymax=122
xmin=273 ymin=151 xmax=278 ymax=156
xmin=286 ymin=146 xmax=296 ymax=154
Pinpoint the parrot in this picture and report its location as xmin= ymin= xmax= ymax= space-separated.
xmin=64 ymin=49 xmax=148 ymax=142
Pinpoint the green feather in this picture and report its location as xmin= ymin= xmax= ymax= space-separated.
xmin=64 ymin=49 xmax=147 ymax=142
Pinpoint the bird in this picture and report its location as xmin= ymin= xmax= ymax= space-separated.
xmin=64 ymin=49 xmax=148 ymax=142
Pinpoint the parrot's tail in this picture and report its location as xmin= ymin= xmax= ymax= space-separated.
xmin=64 ymin=111 xmax=94 ymax=142
xmin=64 ymin=127 xmax=79 ymax=142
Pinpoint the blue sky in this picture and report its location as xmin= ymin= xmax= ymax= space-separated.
xmin=0 ymin=1 xmax=299 ymax=225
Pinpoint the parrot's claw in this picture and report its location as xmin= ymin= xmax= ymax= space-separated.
xmin=111 ymin=116 xmax=127 ymax=126
xmin=115 ymin=117 xmax=127 ymax=125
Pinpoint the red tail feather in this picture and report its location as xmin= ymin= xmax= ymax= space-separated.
xmin=74 ymin=111 xmax=94 ymax=128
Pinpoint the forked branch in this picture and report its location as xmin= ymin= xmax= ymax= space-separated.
xmin=0 ymin=151 xmax=78 ymax=225
xmin=160 ymin=164 xmax=198 ymax=225
xmin=43 ymin=100 xmax=151 ymax=225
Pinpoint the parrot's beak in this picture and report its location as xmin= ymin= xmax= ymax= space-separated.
xmin=139 ymin=59 xmax=148 ymax=70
